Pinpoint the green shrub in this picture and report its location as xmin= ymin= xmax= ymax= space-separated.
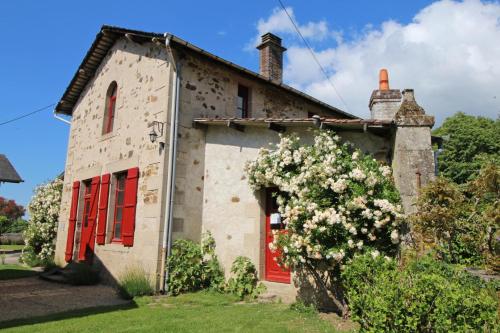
xmin=226 ymin=256 xmax=265 ymax=300
xmin=201 ymin=232 xmax=225 ymax=292
xmin=412 ymin=165 xmax=499 ymax=267
xmin=6 ymin=219 xmax=28 ymax=234
xmin=118 ymin=266 xmax=154 ymax=299
xmin=64 ymin=262 xmax=100 ymax=286
xmin=167 ymin=232 xmax=225 ymax=295
xmin=290 ymin=300 xmax=317 ymax=314
xmin=342 ymin=254 xmax=499 ymax=333
xmin=20 ymin=248 xmax=55 ymax=268
xmin=167 ymin=239 xmax=203 ymax=295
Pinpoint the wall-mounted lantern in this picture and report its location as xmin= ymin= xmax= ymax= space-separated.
xmin=149 ymin=121 xmax=166 ymax=150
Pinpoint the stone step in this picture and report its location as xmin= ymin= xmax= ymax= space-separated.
xmin=259 ymin=280 xmax=296 ymax=304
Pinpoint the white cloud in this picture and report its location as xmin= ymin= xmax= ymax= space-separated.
xmin=252 ymin=0 xmax=500 ymax=124
xmin=247 ymin=7 xmax=335 ymax=49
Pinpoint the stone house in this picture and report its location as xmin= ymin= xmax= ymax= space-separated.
xmin=53 ymin=25 xmax=435 ymax=300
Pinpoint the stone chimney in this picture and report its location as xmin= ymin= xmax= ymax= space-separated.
xmin=257 ymin=33 xmax=287 ymax=82
xmin=369 ymin=69 xmax=402 ymax=120
xmin=391 ymin=87 xmax=435 ymax=216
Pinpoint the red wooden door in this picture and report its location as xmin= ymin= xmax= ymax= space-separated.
xmin=265 ymin=189 xmax=291 ymax=284
xmin=78 ymin=177 xmax=100 ymax=262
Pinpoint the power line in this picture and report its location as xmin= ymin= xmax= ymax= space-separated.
xmin=277 ymin=0 xmax=350 ymax=112
xmin=0 ymin=103 xmax=56 ymax=126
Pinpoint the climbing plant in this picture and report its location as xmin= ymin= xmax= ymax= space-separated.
xmin=245 ymin=130 xmax=402 ymax=314
xmin=21 ymin=177 xmax=63 ymax=266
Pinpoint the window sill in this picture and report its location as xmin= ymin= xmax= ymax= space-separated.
xmin=96 ymin=242 xmax=129 ymax=254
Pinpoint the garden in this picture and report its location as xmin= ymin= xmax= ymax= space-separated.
xmin=241 ymin=112 xmax=499 ymax=332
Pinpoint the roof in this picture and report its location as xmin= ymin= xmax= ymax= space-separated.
xmin=193 ymin=117 xmax=392 ymax=136
xmin=0 ymin=154 xmax=23 ymax=183
xmin=55 ymin=25 xmax=356 ymax=119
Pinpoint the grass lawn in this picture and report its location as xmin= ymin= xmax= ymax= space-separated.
xmin=0 ymin=291 xmax=353 ymax=333
xmin=0 ymin=264 xmax=37 ymax=280
xmin=0 ymin=245 xmax=24 ymax=251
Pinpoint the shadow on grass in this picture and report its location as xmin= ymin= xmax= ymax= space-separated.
xmin=0 ymin=267 xmax=38 ymax=280
xmin=0 ymin=302 xmax=138 ymax=330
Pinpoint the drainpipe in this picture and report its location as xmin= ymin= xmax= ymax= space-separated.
xmin=159 ymin=34 xmax=181 ymax=293
xmin=53 ymin=110 xmax=72 ymax=125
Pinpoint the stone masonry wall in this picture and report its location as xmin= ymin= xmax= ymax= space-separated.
xmin=169 ymin=49 xmax=348 ymax=244
xmin=54 ymin=37 xmax=172 ymax=287
xmin=391 ymin=126 xmax=435 ymax=214
xmin=201 ymin=125 xmax=391 ymax=277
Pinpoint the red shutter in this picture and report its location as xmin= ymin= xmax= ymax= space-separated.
xmin=122 ymin=167 xmax=139 ymax=247
xmin=65 ymin=181 xmax=80 ymax=262
xmin=96 ymin=174 xmax=110 ymax=245
xmin=77 ymin=176 xmax=100 ymax=261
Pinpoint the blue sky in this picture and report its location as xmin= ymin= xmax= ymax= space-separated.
xmin=0 ymin=0 xmax=498 ymax=210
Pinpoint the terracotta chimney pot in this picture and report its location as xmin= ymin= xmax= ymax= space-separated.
xmin=379 ymin=69 xmax=389 ymax=90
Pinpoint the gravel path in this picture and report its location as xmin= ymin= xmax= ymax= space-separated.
xmin=0 ymin=276 xmax=129 ymax=322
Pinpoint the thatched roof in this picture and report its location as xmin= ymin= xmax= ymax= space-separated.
xmin=0 ymin=154 xmax=23 ymax=183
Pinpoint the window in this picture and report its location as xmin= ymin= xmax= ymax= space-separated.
xmin=111 ymin=172 xmax=126 ymax=242
xmin=237 ymin=84 xmax=249 ymax=118
xmin=103 ymin=81 xmax=117 ymax=134
xmin=82 ymin=180 xmax=92 ymax=229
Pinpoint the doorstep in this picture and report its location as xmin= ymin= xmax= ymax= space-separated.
xmin=259 ymin=280 xmax=297 ymax=303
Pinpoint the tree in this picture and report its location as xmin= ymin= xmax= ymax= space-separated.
xmin=433 ymin=112 xmax=500 ymax=184
xmin=245 ymin=131 xmax=402 ymax=315
xmin=412 ymin=163 xmax=499 ymax=266
xmin=0 ymin=197 xmax=25 ymax=237
xmin=0 ymin=197 xmax=25 ymax=221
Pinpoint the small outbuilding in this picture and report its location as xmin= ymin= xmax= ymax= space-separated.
xmin=0 ymin=154 xmax=23 ymax=184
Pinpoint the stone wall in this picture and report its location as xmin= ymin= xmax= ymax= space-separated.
xmin=54 ymin=37 xmax=172 ymax=287
xmin=169 ymin=48 xmax=348 ymax=244
xmin=54 ymin=37 xmax=354 ymax=290
xmin=201 ymin=125 xmax=391 ymax=282
xmin=177 ymin=50 xmax=341 ymax=121
xmin=392 ymin=126 xmax=435 ymax=214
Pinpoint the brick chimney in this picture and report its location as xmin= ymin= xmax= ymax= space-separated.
xmin=369 ymin=69 xmax=402 ymax=120
xmin=257 ymin=33 xmax=287 ymax=82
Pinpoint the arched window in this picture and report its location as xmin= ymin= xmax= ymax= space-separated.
xmin=103 ymin=82 xmax=117 ymax=134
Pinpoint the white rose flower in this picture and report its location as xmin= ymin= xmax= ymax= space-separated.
xmin=349 ymin=226 xmax=357 ymax=235
xmin=390 ymin=229 xmax=400 ymax=244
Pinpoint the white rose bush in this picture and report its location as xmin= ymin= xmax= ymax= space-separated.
xmin=245 ymin=130 xmax=403 ymax=313
xmin=21 ymin=178 xmax=63 ymax=266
